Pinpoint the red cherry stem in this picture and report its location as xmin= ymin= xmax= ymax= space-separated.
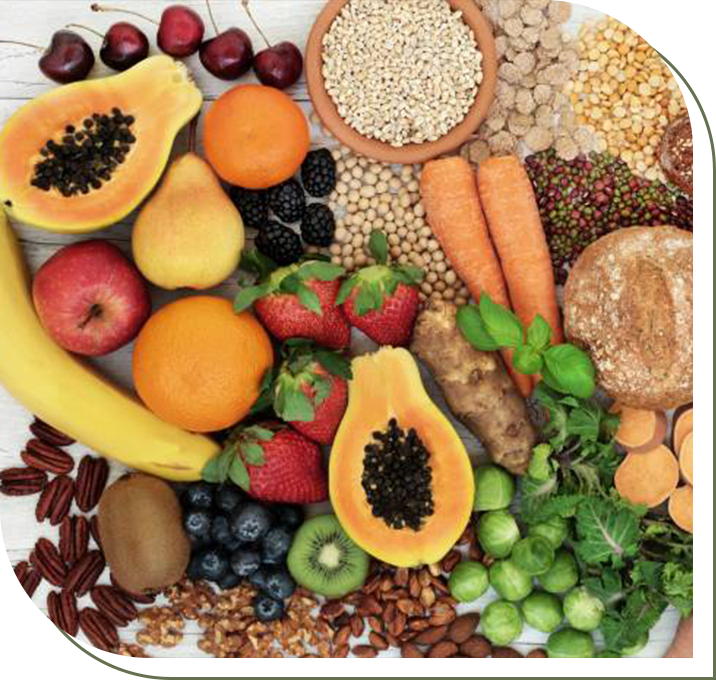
xmin=241 ymin=0 xmax=271 ymax=49
xmin=90 ymin=3 xmax=159 ymax=26
xmin=65 ymin=24 xmax=105 ymax=40
xmin=205 ymin=0 xmax=220 ymax=37
xmin=0 ymin=39 xmax=44 ymax=51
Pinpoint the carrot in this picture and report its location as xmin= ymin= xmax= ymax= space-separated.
xmin=614 ymin=445 xmax=679 ymax=508
xmin=679 ymin=431 xmax=693 ymax=485
xmin=612 ymin=404 xmax=667 ymax=453
xmin=420 ymin=157 xmax=532 ymax=397
xmin=476 ymin=156 xmax=563 ymax=347
xmin=668 ymin=485 xmax=693 ymax=534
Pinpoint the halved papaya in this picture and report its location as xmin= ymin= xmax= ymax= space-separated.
xmin=0 ymin=56 xmax=202 ymax=232
xmin=330 ymin=347 xmax=474 ymax=567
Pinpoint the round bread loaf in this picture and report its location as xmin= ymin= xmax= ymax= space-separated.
xmin=563 ymin=226 xmax=692 ymax=410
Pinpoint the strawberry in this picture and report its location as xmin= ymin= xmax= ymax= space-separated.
xmin=270 ymin=342 xmax=351 ymax=445
xmin=338 ymin=232 xmax=423 ymax=346
xmin=202 ymin=424 xmax=327 ymax=504
xmin=235 ymin=255 xmax=350 ymax=350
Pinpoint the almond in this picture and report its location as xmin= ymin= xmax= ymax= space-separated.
xmin=413 ymin=624 xmax=448 ymax=645
xmin=428 ymin=603 xmax=456 ymax=626
xmin=428 ymin=640 xmax=458 ymax=658
xmin=526 ymin=649 xmax=548 ymax=658
xmin=401 ymin=643 xmax=424 ymax=658
xmin=352 ymin=644 xmax=378 ymax=658
xmin=493 ymin=646 xmax=523 ymax=658
xmin=419 ymin=587 xmax=436 ymax=608
xmin=350 ymin=614 xmax=365 ymax=638
xmin=460 ymin=634 xmax=492 ymax=658
xmin=334 ymin=625 xmax=352 ymax=647
xmin=367 ymin=616 xmax=383 ymax=634
xmin=394 ymin=567 xmax=409 ymax=587
xmin=369 ymin=632 xmax=389 ymax=651
xmin=447 ymin=612 xmax=480 ymax=644
xmin=397 ymin=598 xmax=423 ymax=617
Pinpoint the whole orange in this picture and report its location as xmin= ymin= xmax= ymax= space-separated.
xmin=132 ymin=296 xmax=273 ymax=433
xmin=203 ymin=84 xmax=310 ymax=189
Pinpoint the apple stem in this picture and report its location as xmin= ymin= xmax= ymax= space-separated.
xmin=0 ymin=39 xmax=44 ymax=51
xmin=65 ymin=23 xmax=105 ymax=40
xmin=205 ymin=0 xmax=220 ymax=36
xmin=188 ymin=115 xmax=199 ymax=153
xmin=241 ymin=0 xmax=271 ymax=49
xmin=90 ymin=3 xmax=159 ymax=26
xmin=78 ymin=304 xmax=103 ymax=330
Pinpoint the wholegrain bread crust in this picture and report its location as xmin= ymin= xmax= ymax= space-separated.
xmin=564 ymin=226 xmax=692 ymax=410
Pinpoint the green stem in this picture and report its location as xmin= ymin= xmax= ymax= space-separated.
xmin=65 ymin=23 xmax=105 ymax=40
xmin=240 ymin=0 xmax=271 ymax=48
xmin=0 ymin=39 xmax=43 ymax=50
xmin=205 ymin=0 xmax=219 ymax=36
xmin=90 ymin=3 xmax=158 ymax=26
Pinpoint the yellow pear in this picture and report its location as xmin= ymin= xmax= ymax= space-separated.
xmin=132 ymin=153 xmax=245 ymax=290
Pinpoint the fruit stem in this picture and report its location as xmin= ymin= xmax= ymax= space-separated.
xmin=90 ymin=3 xmax=159 ymax=26
xmin=241 ymin=0 xmax=271 ymax=49
xmin=0 ymin=39 xmax=44 ymax=51
xmin=205 ymin=0 xmax=220 ymax=36
xmin=78 ymin=304 xmax=103 ymax=330
xmin=188 ymin=115 xmax=199 ymax=153
xmin=65 ymin=23 xmax=105 ymax=40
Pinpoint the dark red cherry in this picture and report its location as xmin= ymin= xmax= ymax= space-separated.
xmin=157 ymin=5 xmax=205 ymax=58
xmin=253 ymin=42 xmax=303 ymax=90
xmin=101 ymin=22 xmax=149 ymax=71
xmin=39 ymin=31 xmax=95 ymax=84
xmin=199 ymin=28 xmax=253 ymax=80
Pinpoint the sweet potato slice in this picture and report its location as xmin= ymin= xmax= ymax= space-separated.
xmin=672 ymin=405 xmax=693 ymax=454
xmin=613 ymin=405 xmax=667 ymax=453
xmin=668 ymin=485 xmax=693 ymax=534
xmin=614 ymin=445 xmax=679 ymax=508
xmin=679 ymin=431 xmax=693 ymax=485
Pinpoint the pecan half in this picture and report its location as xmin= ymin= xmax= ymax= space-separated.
xmin=332 ymin=644 xmax=349 ymax=658
xmin=22 ymin=439 xmax=75 ymax=475
xmin=351 ymin=644 xmax=378 ymax=658
xmin=441 ymin=550 xmax=462 ymax=573
xmin=30 ymin=419 xmax=75 ymax=447
xmin=401 ymin=643 xmax=424 ymax=658
xmin=89 ymin=515 xmax=103 ymax=551
xmin=90 ymin=585 xmax=137 ymax=627
xmin=36 ymin=475 xmax=75 ymax=526
xmin=79 ymin=608 xmax=119 ymax=652
xmin=349 ymin=614 xmax=365 ymax=638
xmin=0 ymin=466 xmax=48 ymax=496
xmin=14 ymin=560 xmax=41 ymax=597
xmin=59 ymin=515 xmax=90 ymax=566
xmin=75 ymin=456 xmax=109 ymax=513
xmin=47 ymin=590 xmax=79 ymax=637
xmin=31 ymin=538 xmax=67 ymax=587
xmin=109 ymin=574 xmax=157 ymax=605
xmin=334 ymin=625 xmax=352 ymax=648
xmin=369 ymin=632 xmax=388 ymax=651
xmin=65 ymin=551 xmax=105 ymax=597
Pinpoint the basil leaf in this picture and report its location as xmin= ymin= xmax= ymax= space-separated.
xmin=296 ymin=283 xmax=322 ymax=315
xmin=242 ymin=442 xmax=265 ymax=466
xmin=336 ymin=277 xmax=359 ymax=305
xmin=543 ymin=344 xmax=596 ymax=399
xmin=368 ymin=231 xmax=388 ymax=265
xmin=478 ymin=294 xmax=524 ymax=348
xmin=526 ymin=314 xmax=552 ymax=352
xmin=513 ymin=344 xmax=544 ymax=375
xmin=456 ymin=304 xmax=501 ymax=351
xmin=234 ymin=283 xmax=270 ymax=313
xmin=229 ymin=458 xmax=251 ymax=492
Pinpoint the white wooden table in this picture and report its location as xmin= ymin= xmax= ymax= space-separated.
xmin=0 ymin=0 xmax=680 ymax=658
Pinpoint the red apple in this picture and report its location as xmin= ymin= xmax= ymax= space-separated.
xmin=32 ymin=240 xmax=151 ymax=356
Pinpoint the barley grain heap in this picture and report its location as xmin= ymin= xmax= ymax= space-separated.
xmin=321 ymin=0 xmax=484 ymax=147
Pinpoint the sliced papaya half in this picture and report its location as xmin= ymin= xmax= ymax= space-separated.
xmin=0 ymin=56 xmax=202 ymax=232
xmin=329 ymin=347 xmax=474 ymax=567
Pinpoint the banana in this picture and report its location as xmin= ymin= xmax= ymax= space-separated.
xmin=0 ymin=212 xmax=220 ymax=481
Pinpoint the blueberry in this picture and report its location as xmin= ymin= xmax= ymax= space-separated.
xmin=183 ymin=482 xmax=215 ymax=509
xmin=261 ymin=525 xmax=293 ymax=565
xmin=224 ymin=537 xmax=245 ymax=553
xmin=217 ymin=572 xmax=241 ymax=591
xmin=264 ymin=567 xmax=295 ymax=600
xmin=253 ymin=594 xmax=284 ymax=622
xmin=248 ymin=567 xmax=268 ymax=592
xmin=275 ymin=505 xmax=304 ymax=530
xmin=189 ymin=532 xmax=213 ymax=550
xmin=215 ymin=485 xmax=245 ymax=514
xmin=211 ymin=514 xmax=234 ymax=546
xmin=196 ymin=547 xmax=229 ymax=582
xmin=186 ymin=554 xmax=203 ymax=581
xmin=184 ymin=509 xmax=212 ymax=537
xmin=230 ymin=503 xmax=272 ymax=543
xmin=230 ymin=548 xmax=262 ymax=577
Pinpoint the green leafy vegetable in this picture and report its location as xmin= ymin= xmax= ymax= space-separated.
xmin=456 ymin=304 xmax=501 ymax=351
xmin=478 ymin=294 xmax=524 ymax=348
xmin=543 ymin=345 xmax=596 ymax=399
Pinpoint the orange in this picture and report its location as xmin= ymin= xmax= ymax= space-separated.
xmin=132 ymin=296 xmax=274 ymax=433
xmin=203 ymin=84 xmax=310 ymax=190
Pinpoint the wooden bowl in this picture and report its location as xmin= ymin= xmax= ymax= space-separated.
xmin=305 ymin=0 xmax=497 ymax=164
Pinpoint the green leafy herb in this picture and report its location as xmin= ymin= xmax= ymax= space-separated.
xmin=526 ymin=314 xmax=552 ymax=352
xmin=513 ymin=344 xmax=543 ymax=375
xmin=543 ymin=344 xmax=596 ymax=399
xmin=478 ymin=294 xmax=524 ymax=348
xmin=456 ymin=304 xmax=501 ymax=351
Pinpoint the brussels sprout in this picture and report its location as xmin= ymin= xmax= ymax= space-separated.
xmin=477 ymin=510 xmax=520 ymax=558
xmin=620 ymin=632 xmax=649 ymax=656
xmin=511 ymin=536 xmax=555 ymax=575
xmin=596 ymin=650 xmax=622 ymax=658
xmin=537 ymin=549 xmax=579 ymax=594
xmin=527 ymin=516 xmax=569 ymax=549
xmin=448 ymin=561 xmax=489 ymax=603
xmin=473 ymin=465 xmax=515 ymax=511
xmin=547 ymin=628 xmax=595 ymax=658
xmin=481 ymin=600 xmax=523 ymax=646
xmin=521 ymin=591 xmax=563 ymax=633
xmin=563 ymin=586 xmax=605 ymax=632
xmin=489 ymin=559 xmax=533 ymax=602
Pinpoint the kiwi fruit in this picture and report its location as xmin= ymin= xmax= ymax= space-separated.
xmin=287 ymin=514 xmax=369 ymax=597
xmin=98 ymin=473 xmax=190 ymax=593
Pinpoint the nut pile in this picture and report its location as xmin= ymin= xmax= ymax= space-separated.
xmin=327 ymin=146 xmax=470 ymax=305
xmin=567 ymin=17 xmax=687 ymax=181
xmin=463 ymin=0 xmax=591 ymax=162
xmin=322 ymin=0 xmax=483 ymax=147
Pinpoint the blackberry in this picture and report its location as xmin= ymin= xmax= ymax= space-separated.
xmin=301 ymin=203 xmax=336 ymax=246
xmin=229 ymin=187 xmax=269 ymax=229
xmin=268 ymin=179 xmax=306 ymax=223
xmin=301 ymin=149 xmax=337 ymax=198
xmin=256 ymin=221 xmax=303 ymax=266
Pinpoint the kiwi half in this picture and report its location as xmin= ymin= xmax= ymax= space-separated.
xmin=287 ymin=514 xmax=369 ymax=598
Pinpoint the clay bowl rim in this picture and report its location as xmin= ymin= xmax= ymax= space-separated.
xmin=305 ymin=0 xmax=498 ymax=164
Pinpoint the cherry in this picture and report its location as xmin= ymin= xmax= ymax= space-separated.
xmin=242 ymin=0 xmax=303 ymax=90
xmin=0 ymin=31 xmax=95 ymax=84
xmin=67 ymin=22 xmax=149 ymax=71
xmin=199 ymin=0 xmax=253 ymax=80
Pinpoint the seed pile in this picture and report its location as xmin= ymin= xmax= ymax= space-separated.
xmin=327 ymin=146 xmax=470 ymax=305
xmin=322 ymin=0 xmax=483 ymax=147
xmin=526 ymin=148 xmax=694 ymax=283
xmin=568 ymin=17 xmax=686 ymax=181
xmin=32 ymin=109 xmax=136 ymax=196
xmin=464 ymin=0 xmax=591 ymax=162
xmin=363 ymin=419 xmax=434 ymax=532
